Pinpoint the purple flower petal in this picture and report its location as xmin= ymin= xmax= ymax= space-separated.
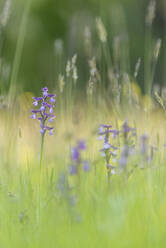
xmin=103 ymin=143 xmax=111 ymax=149
xmin=44 ymin=113 xmax=56 ymax=118
xmin=98 ymin=136 xmax=103 ymax=141
xmin=48 ymin=94 xmax=56 ymax=97
xmin=40 ymin=129 xmax=45 ymax=134
xmin=33 ymin=101 xmax=38 ymax=106
xmin=50 ymin=107 xmax=53 ymax=114
xmin=42 ymin=87 xmax=48 ymax=92
xmin=31 ymin=110 xmax=40 ymax=113
xmin=49 ymin=130 xmax=53 ymax=135
xmin=101 ymin=124 xmax=112 ymax=128
xmin=49 ymin=118 xmax=53 ymax=123
xmin=31 ymin=114 xmax=36 ymax=119
xmin=43 ymin=92 xmax=48 ymax=97
xmin=83 ymin=161 xmax=90 ymax=172
xmin=99 ymin=127 xmax=104 ymax=133
xmin=77 ymin=140 xmax=86 ymax=150
xmin=40 ymin=106 xmax=45 ymax=111
xmin=42 ymin=102 xmax=52 ymax=108
xmin=98 ymin=130 xmax=112 ymax=135
xmin=71 ymin=147 xmax=79 ymax=161
xmin=50 ymin=97 xmax=56 ymax=103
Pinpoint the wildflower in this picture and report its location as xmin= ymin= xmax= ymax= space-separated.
xmin=121 ymin=121 xmax=136 ymax=141
xmin=98 ymin=124 xmax=119 ymax=182
xmin=77 ymin=140 xmax=86 ymax=150
xmin=31 ymin=87 xmax=56 ymax=136
xmin=69 ymin=141 xmax=90 ymax=176
xmin=119 ymin=121 xmax=136 ymax=171
xmin=71 ymin=147 xmax=80 ymax=162
xmin=122 ymin=121 xmax=132 ymax=134
xmin=31 ymin=87 xmax=56 ymax=168
xmin=83 ymin=161 xmax=90 ymax=172
xmin=98 ymin=135 xmax=103 ymax=141
xmin=111 ymin=129 xmax=120 ymax=139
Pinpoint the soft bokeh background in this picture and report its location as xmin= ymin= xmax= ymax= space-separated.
xmin=0 ymin=0 xmax=166 ymax=93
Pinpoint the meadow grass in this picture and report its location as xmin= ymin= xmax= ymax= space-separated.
xmin=0 ymin=96 xmax=165 ymax=247
xmin=0 ymin=0 xmax=166 ymax=247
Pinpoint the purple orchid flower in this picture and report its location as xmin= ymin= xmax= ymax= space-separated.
xmin=31 ymin=87 xmax=56 ymax=136
xmin=31 ymin=87 xmax=56 ymax=168
xmin=98 ymin=124 xmax=119 ymax=183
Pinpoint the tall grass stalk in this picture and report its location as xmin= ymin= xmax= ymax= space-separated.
xmin=9 ymin=0 xmax=32 ymax=107
xmin=144 ymin=0 xmax=156 ymax=96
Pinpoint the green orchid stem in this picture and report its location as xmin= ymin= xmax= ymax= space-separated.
xmin=39 ymin=132 xmax=45 ymax=170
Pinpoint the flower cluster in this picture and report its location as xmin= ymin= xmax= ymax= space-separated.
xmin=31 ymin=87 xmax=56 ymax=135
xmin=122 ymin=121 xmax=136 ymax=142
xmin=69 ymin=141 xmax=90 ymax=175
xmin=119 ymin=121 xmax=136 ymax=170
xmin=98 ymin=124 xmax=119 ymax=175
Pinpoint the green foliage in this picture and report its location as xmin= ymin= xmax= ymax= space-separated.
xmin=0 ymin=0 xmax=165 ymax=92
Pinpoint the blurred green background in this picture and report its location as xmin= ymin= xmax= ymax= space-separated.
xmin=0 ymin=0 xmax=166 ymax=93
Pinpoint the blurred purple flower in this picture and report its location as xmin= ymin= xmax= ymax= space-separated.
xmin=71 ymin=147 xmax=80 ymax=162
xmin=101 ymin=124 xmax=112 ymax=129
xmin=111 ymin=129 xmax=120 ymax=139
xmin=77 ymin=140 xmax=86 ymax=150
xmin=83 ymin=161 xmax=90 ymax=172
xmin=69 ymin=141 xmax=90 ymax=175
xmin=122 ymin=121 xmax=136 ymax=138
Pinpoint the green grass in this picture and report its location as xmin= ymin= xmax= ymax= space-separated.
xmin=0 ymin=152 xmax=166 ymax=247
xmin=0 ymin=103 xmax=165 ymax=248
